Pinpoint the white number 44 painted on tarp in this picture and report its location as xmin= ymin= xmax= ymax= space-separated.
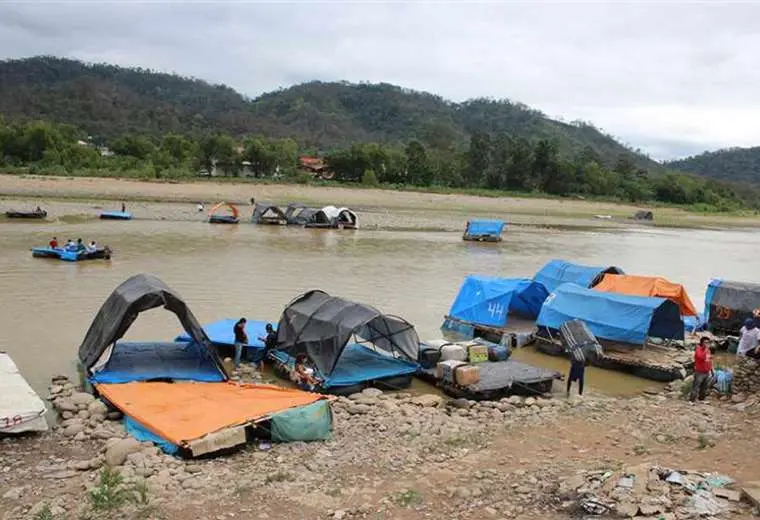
xmin=488 ymin=303 xmax=505 ymax=319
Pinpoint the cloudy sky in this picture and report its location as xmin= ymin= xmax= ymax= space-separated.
xmin=1 ymin=1 xmax=758 ymax=160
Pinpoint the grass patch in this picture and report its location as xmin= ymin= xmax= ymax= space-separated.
xmin=632 ymin=444 xmax=649 ymax=456
xmin=443 ymin=434 xmax=470 ymax=447
xmin=89 ymin=467 xmax=132 ymax=512
xmin=32 ymin=504 xmax=53 ymax=520
xmin=697 ymin=434 xmax=715 ymax=450
xmin=393 ymin=489 xmax=423 ymax=507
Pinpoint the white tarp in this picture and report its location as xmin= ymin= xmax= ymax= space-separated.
xmin=0 ymin=353 xmax=48 ymax=433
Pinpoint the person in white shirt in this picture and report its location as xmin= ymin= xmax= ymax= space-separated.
xmin=87 ymin=241 xmax=97 ymax=252
xmin=737 ymin=318 xmax=760 ymax=357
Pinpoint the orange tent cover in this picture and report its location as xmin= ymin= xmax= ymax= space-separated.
xmin=594 ymin=274 xmax=698 ymax=316
xmin=96 ymin=382 xmax=324 ymax=445
xmin=208 ymin=202 xmax=239 ymax=219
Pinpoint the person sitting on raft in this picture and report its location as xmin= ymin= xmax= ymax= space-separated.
xmin=65 ymin=239 xmax=77 ymax=251
xmin=291 ymin=354 xmax=319 ymax=390
xmin=86 ymin=240 xmax=98 ymax=253
xmin=738 ymin=318 xmax=760 ymax=359
xmin=49 ymin=237 xmax=58 ymax=249
xmin=75 ymin=238 xmax=86 ymax=253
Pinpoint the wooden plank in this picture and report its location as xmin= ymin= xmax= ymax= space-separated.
xmin=742 ymin=481 xmax=760 ymax=508
xmin=187 ymin=425 xmax=247 ymax=457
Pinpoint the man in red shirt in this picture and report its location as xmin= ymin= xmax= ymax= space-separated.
xmin=689 ymin=337 xmax=713 ymax=403
xmin=49 ymin=236 xmax=58 ymax=249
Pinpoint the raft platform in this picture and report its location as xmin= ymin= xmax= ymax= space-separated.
xmin=32 ymin=246 xmax=112 ymax=261
xmin=534 ymin=335 xmax=692 ymax=382
xmin=100 ymin=211 xmax=133 ymax=220
xmin=268 ymin=344 xmax=418 ymax=396
xmin=0 ymin=352 xmax=48 ymax=434
xmin=442 ymin=315 xmax=537 ymax=346
xmin=417 ymin=358 xmax=561 ymax=400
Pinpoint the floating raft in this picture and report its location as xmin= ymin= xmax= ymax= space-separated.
xmin=417 ymin=357 xmax=561 ymax=400
xmin=0 ymin=353 xmax=48 ymax=434
xmin=5 ymin=210 xmax=46 ymax=219
xmin=32 ymin=246 xmax=111 ymax=262
xmin=442 ymin=315 xmax=537 ymax=346
xmin=534 ymin=336 xmax=692 ymax=382
xmin=269 ymin=344 xmax=418 ymax=396
xmin=209 ymin=215 xmax=239 ymax=224
xmin=100 ymin=211 xmax=133 ymax=220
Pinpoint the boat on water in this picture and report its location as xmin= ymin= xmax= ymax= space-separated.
xmin=252 ymin=202 xmax=288 ymax=225
xmin=0 ymin=352 xmax=48 ymax=434
xmin=462 ymin=219 xmax=505 ymax=242
xmin=5 ymin=209 xmax=47 ymax=219
xmin=269 ymin=289 xmax=419 ymax=395
xmin=32 ymin=246 xmax=112 ymax=261
xmin=100 ymin=211 xmax=133 ymax=220
xmin=208 ymin=202 xmax=240 ymax=224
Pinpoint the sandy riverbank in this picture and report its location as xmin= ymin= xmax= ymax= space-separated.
xmin=1 ymin=174 xmax=758 ymax=229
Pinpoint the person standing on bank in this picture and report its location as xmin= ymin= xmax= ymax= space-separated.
xmin=690 ymin=337 xmax=713 ymax=403
xmin=566 ymin=354 xmax=586 ymax=397
xmin=258 ymin=323 xmax=277 ymax=370
xmin=233 ymin=318 xmax=248 ymax=368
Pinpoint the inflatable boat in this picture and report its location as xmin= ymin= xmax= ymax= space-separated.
xmin=100 ymin=211 xmax=133 ymax=220
xmin=32 ymin=246 xmax=112 ymax=261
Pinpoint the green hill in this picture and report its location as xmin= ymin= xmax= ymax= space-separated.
xmin=0 ymin=56 xmax=655 ymax=168
xmin=666 ymin=147 xmax=760 ymax=184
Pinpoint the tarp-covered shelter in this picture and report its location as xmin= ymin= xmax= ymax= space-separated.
xmin=78 ymin=274 xmax=226 ymax=383
xmin=275 ymin=290 xmax=419 ymax=388
xmin=284 ymin=203 xmax=318 ymax=226
xmin=705 ymin=279 xmax=760 ymax=334
xmin=447 ymin=276 xmax=548 ymax=328
xmin=536 ymin=283 xmax=683 ymax=345
xmin=208 ymin=202 xmax=239 ymax=224
xmin=594 ymin=274 xmax=698 ymax=317
xmin=533 ymin=259 xmax=623 ymax=293
xmin=252 ymin=202 xmax=287 ymax=225
xmin=463 ymin=219 xmax=505 ymax=241
xmin=306 ymin=206 xmax=359 ymax=229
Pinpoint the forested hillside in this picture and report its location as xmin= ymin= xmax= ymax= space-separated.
xmin=0 ymin=56 xmax=654 ymax=169
xmin=666 ymin=147 xmax=760 ymax=184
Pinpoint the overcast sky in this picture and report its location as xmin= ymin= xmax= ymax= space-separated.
xmin=1 ymin=1 xmax=758 ymax=161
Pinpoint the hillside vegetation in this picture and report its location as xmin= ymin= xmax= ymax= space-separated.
xmin=666 ymin=147 xmax=760 ymax=184
xmin=0 ymin=56 xmax=654 ymax=169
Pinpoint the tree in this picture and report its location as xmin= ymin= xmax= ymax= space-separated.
xmin=487 ymin=134 xmax=512 ymax=189
xmin=506 ymin=138 xmax=533 ymax=190
xmin=405 ymin=140 xmax=432 ymax=185
xmin=533 ymin=139 xmax=561 ymax=193
xmin=465 ymin=132 xmax=491 ymax=186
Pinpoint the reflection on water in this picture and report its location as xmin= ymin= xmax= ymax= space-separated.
xmin=1 ymin=218 xmax=758 ymax=396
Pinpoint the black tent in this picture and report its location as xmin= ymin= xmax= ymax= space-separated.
xmin=252 ymin=202 xmax=287 ymax=225
xmin=284 ymin=203 xmax=318 ymax=226
xmin=275 ymin=290 xmax=420 ymax=376
xmin=78 ymin=273 xmax=223 ymax=376
xmin=706 ymin=279 xmax=760 ymax=334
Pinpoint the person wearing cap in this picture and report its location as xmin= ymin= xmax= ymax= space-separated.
xmin=689 ymin=337 xmax=713 ymax=403
xmin=738 ymin=318 xmax=760 ymax=358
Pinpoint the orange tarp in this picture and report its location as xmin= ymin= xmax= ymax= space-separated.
xmin=595 ymin=274 xmax=698 ymax=316
xmin=208 ymin=202 xmax=238 ymax=219
xmin=96 ymin=382 xmax=324 ymax=445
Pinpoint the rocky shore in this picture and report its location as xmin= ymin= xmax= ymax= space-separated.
xmin=2 ymin=364 xmax=759 ymax=520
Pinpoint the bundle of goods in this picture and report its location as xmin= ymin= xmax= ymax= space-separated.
xmin=436 ymin=360 xmax=480 ymax=387
xmin=560 ymin=319 xmax=603 ymax=363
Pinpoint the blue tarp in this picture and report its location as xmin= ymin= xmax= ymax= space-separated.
xmin=89 ymin=341 xmax=226 ymax=384
xmin=176 ymin=319 xmax=274 ymax=362
xmin=464 ymin=220 xmax=505 ymax=238
xmin=683 ymin=313 xmax=706 ymax=333
xmin=100 ymin=211 xmax=133 ymax=220
xmin=270 ymin=343 xmax=418 ymax=389
xmin=124 ymin=416 xmax=179 ymax=455
xmin=448 ymin=276 xmax=549 ymax=327
xmin=533 ymin=259 xmax=623 ymax=293
xmin=536 ymin=283 xmax=683 ymax=345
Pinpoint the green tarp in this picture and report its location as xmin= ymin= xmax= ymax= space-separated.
xmin=270 ymin=400 xmax=333 ymax=442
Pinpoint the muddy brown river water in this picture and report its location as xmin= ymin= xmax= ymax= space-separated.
xmin=1 ymin=209 xmax=756 ymax=397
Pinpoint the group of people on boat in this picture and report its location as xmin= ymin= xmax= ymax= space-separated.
xmin=48 ymin=237 xmax=99 ymax=253
xmin=232 ymin=318 xmax=319 ymax=389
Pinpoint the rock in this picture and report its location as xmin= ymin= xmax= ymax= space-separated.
xmin=411 ymin=394 xmax=444 ymax=408
xmin=63 ymin=423 xmax=85 ymax=437
xmin=185 ymin=465 xmax=202 ymax=474
xmin=77 ymin=409 xmax=90 ymax=420
xmin=333 ymin=510 xmax=347 ymax=520
xmin=497 ymin=402 xmax=512 ymax=413
xmin=105 ymin=438 xmax=142 ymax=466
xmin=54 ymin=398 xmax=77 ymax=413
xmin=107 ymin=411 xmax=123 ymax=421
xmin=70 ymin=392 xmax=95 ymax=406
xmin=61 ymin=411 xmax=74 ymax=419
xmin=355 ymin=397 xmax=378 ymax=406
xmin=2 ymin=486 xmax=24 ymax=500
xmin=49 ymin=384 xmax=63 ymax=395
xmin=507 ymin=395 xmax=523 ymax=406
xmin=347 ymin=404 xmax=371 ymax=415
xmin=74 ymin=432 xmax=87 ymax=442
xmin=524 ymin=397 xmax=536 ymax=407
xmin=348 ymin=393 xmax=363 ymax=401
xmin=451 ymin=398 xmax=472 ymax=409
xmin=615 ymin=501 xmax=639 ymax=518
xmin=89 ymin=413 xmax=107 ymax=424
xmin=88 ymin=400 xmax=109 ymax=415
xmin=361 ymin=387 xmax=383 ymax=398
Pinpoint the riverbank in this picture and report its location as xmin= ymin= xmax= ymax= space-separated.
xmin=1 ymin=174 xmax=759 ymax=229
xmin=2 ymin=373 xmax=758 ymax=520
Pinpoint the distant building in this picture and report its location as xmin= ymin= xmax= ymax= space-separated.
xmin=298 ymin=156 xmax=333 ymax=179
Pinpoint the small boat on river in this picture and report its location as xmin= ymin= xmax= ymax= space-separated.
xmin=463 ymin=219 xmax=505 ymax=242
xmin=32 ymin=246 xmax=112 ymax=262
xmin=208 ymin=202 xmax=240 ymax=224
xmin=100 ymin=211 xmax=133 ymax=220
xmin=5 ymin=208 xmax=47 ymax=220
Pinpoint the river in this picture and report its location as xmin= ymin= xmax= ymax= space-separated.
xmin=0 ymin=213 xmax=755 ymax=397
